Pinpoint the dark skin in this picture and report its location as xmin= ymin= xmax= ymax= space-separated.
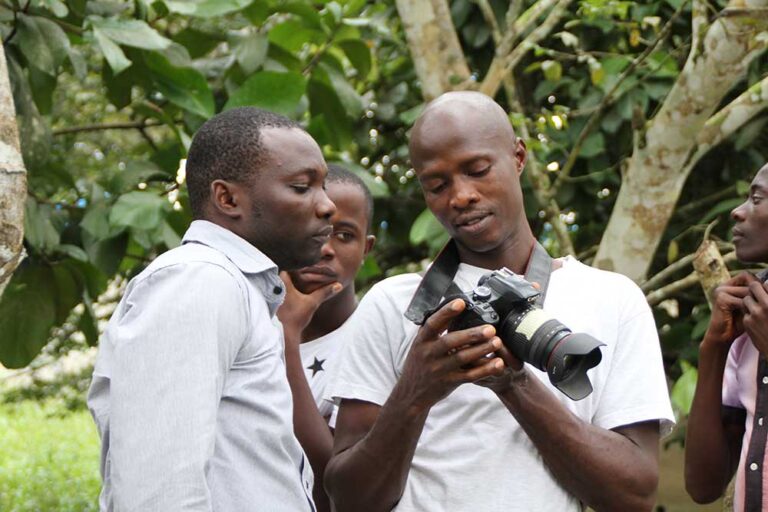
xmin=685 ymin=165 xmax=768 ymax=504
xmin=203 ymin=126 xmax=337 ymax=507
xmin=277 ymin=181 xmax=375 ymax=512
xmin=325 ymin=92 xmax=661 ymax=512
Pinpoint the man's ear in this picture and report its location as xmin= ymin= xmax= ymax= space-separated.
xmin=363 ymin=235 xmax=376 ymax=256
xmin=210 ymin=179 xmax=244 ymax=219
xmin=514 ymin=137 xmax=527 ymax=176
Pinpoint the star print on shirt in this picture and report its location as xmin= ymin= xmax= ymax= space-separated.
xmin=307 ymin=357 xmax=325 ymax=377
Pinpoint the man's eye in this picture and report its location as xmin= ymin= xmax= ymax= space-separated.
xmin=428 ymin=183 xmax=447 ymax=194
xmin=291 ymin=184 xmax=310 ymax=193
xmin=469 ymin=166 xmax=490 ymax=177
xmin=335 ymin=232 xmax=354 ymax=242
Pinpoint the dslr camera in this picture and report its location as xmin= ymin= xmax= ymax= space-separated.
xmin=434 ymin=268 xmax=604 ymax=401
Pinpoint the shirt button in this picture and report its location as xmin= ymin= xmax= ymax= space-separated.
xmin=760 ymin=418 xmax=764 ymax=427
xmin=763 ymin=376 xmax=768 ymax=385
xmin=273 ymin=285 xmax=283 ymax=295
xmin=751 ymin=462 xmax=759 ymax=471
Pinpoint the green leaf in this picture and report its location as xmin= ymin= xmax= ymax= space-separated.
xmin=109 ymin=191 xmax=170 ymax=231
xmin=89 ymin=16 xmax=172 ymax=50
xmin=165 ymin=0 xmax=254 ymax=17
xmin=28 ymin=64 xmax=57 ymax=115
xmin=410 ymin=208 xmax=449 ymax=249
xmin=93 ymin=27 xmax=132 ymax=74
xmin=225 ymin=71 xmax=306 ymax=115
xmin=102 ymin=63 xmax=133 ymax=109
xmin=671 ymin=361 xmax=698 ymax=416
xmin=81 ymin=203 xmax=116 ymax=240
xmin=172 ymin=27 xmax=224 ymax=59
xmin=667 ymin=240 xmax=679 ymax=264
xmin=0 ymin=263 xmax=57 ymax=368
xmin=79 ymin=295 xmax=99 ymax=347
xmin=40 ymin=0 xmax=69 ymax=17
xmin=338 ymin=39 xmax=371 ymax=78
xmin=56 ymin=244 xmax=89 ymax=262
xmin=269 ymin=19 xmax=323 ymax=52
xmin=51 ymin=263 xmax=81 ymax=323
xmin=15 ymin=14 xmax=70 ymax=75
xmin=318 ymin=63 xmax=363 ymax=117
xmin=24 ymin=198 xmax=60 ymax=252
xmin=272 ymin=1 xmax=324 ymax=30
xmin=307 ymin=79 xmax=351 ymax=148
xmin=109 ymin=160 xmax=171 ymax=193
xmin=234 ymin=31 xmax=269 ymax=75
xmin=83 ymin=232 xmax=129 ymax=276
xmin=541 ymin=60 xmax=562 ymax=82
xmin=144 ymin=52 xmax=215 ymax=118
xmin=580 ymin=132 xmax=605 ymax=158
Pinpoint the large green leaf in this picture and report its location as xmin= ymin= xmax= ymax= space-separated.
xmin=318 ymin=63 xmax=364 ymax=118
xmin=15 ymin=14 xmax=70 ymax=75
xmin=88 ymin=16 xmax=172 ymax=50
xmin=165 ymin=0 xmax=254 ymax=17
xmin=27 ymin=65 xmax=57 ymax=115
xmin=671 ymin=361 xmax=698 ymax=417
xmin=410 ymin=208 xmax=450 ymax=252
xmin=225 ymin=71 xmax=306 ymax=115
xmin=338 ymin=39 xmax=371 ymax=78
xmin=0 ymin=263 xmax=57 ymax=369
xmin=340 ymin=162 xmax=390 ymax=198
xmin=109 ymin=191 xmax=170 ymax=231
xmin=173 ymin=27 xmax=224 ymax=59
xmin=234 ymin=31 xmax=269 ymax=74
xmin=93 ymin=27 xmax=131 ymax=74
xmin=144 ymin=52 xmax=215 ymax=118
xmin=307 ymin=79 xmax=351 ymax=148
xmin=24 ymin=198 xmax=60 ymax=252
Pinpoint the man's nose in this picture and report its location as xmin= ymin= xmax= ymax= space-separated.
xmin=731 ymin=200 xmax=748 ymax=222
xmin=320 ymin=239 xmax=336 ymax=260
xmin=449 ymin=178 xmax=479 ymax=209
xmin=317 ymin=190 xmax=336 ymax=220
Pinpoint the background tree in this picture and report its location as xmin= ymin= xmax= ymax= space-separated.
xmin=1 ymin=0 xmax=767 ymax=428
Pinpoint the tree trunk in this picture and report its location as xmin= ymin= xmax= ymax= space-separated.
xmin=394 ymin=0 xmax=471 ymax=101
xmin=594 ymin=0 xmax=768 ymax=281
xmin=0 ymin=44 xmax=27 ymax=299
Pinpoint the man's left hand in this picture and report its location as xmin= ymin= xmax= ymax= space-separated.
xmin=473 ymin=345 xmax=526 ymax=394
xmin=277 ymin=272 xmax=341 ymax=345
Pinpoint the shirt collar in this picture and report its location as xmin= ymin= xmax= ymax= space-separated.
xmin=182 ymin=220 xmax=278 ymax=275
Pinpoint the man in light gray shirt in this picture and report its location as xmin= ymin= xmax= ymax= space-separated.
xmin=88 ymin=107 xmax=337 ymax=511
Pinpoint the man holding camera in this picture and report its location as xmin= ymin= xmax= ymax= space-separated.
xmin=324 ymin=92 xmax=673 ymax=511
xmin=685 ymin=164 xmax=768 ymax=511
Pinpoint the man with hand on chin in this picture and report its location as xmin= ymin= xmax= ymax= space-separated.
xmin=324 ymin=91 xmax=674 ymax=512
xmin=686 ymin=164 xmax=768 ymax=511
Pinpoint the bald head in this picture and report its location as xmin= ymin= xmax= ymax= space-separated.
xmin=410 ymin=92 xmax=518 ymax=168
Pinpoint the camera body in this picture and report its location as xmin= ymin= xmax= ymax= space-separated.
xmin=436 ymin=268 xmax=604 ymax=401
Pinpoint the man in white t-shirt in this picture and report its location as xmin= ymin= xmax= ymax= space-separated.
xmin=324 ymin=92 xmax=674 ymax=512
xmin=277 ymin=164 xmax=375 ymax=511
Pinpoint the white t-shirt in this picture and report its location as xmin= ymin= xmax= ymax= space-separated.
xmin=300 ymin=323 xmax=348 ymax=420
xmin=326 ymin=257 xmax=674 ymax=512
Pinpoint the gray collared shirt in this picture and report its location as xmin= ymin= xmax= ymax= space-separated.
xmin=88 ymin=220 xmax=315 ymax=511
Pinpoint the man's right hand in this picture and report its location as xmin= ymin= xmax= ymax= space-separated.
xmin=393 ymin=298 xmax=505 ymax=414
xmin=704 ymin=272 xmax=753 ymax=346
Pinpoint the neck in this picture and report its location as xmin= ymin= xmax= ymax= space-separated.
xmin=456 ymin=226 xmax=537 ymax=274
xmin=301 ymin=286 xmax=358 ymax=343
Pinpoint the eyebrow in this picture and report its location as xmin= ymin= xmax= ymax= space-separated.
xmin=334 ymin=219 xmax=362 ymax=232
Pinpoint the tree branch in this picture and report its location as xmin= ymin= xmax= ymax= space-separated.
xmin=480 ymin=0 xmax=573 ymax=98
xmin=52 ymin=120 xmax=170 ymax=135
xmin=552 ymin=0 xmax=689 ymax=193
xmin=640 ymin=252 xmax=697 ymax=293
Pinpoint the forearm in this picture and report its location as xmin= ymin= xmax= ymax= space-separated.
xmin=284 ymin=338 xmax=333 ymax=512
xmin=325 ymin=385 xmax=429 ymax=512
xmin=685 ymin=339 xmax=734 ymax=503
xmin=497 ymin=370 xmax=658 ymax=511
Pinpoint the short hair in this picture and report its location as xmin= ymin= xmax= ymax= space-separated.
xmin=186 ymin=107 xmax=301 ymax=218
xmin=326 ymin=163 xmax=374 ymax=232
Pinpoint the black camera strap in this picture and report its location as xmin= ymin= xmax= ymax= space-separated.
xmin=404 ymin=239 xmax=554 ymax=325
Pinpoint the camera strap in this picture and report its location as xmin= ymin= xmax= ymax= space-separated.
xmin=404 ymin=239 xmax=554 ymax=325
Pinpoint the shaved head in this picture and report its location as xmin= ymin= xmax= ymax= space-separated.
xmin=410 ymin=91 xmax=518 ymax=169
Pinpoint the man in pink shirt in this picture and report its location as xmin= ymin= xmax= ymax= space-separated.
xmin=686 ymin=164 xmax=768 ymax=511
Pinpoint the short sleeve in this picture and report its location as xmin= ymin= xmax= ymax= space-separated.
xmin=326 ymin=281 xmax=406 ymax=407
xmin=723 ymin=335 xmax=747 ymax=409
xmin=591 ymin=282 xmax=675 ymax=435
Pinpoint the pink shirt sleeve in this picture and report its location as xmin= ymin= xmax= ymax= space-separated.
xmin=723 ymin=334 xmax=750 ymax=408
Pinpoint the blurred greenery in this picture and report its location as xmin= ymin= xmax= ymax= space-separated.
xmin=0 ymin=400 xmax=100 ymax=511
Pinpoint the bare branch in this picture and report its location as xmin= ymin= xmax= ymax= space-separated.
xmin=640 ymin=253 xmax=697 ymax=293
xmin=477 ymin=0 xmax=502 ymax=45
xmin=480 ymin=0 xmax=573 ymax=98
xmin=52 ymin=120 xmax=170 ymax=135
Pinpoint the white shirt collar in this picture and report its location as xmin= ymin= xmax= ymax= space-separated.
xmin=182 ymin=220 xmax=278 ymax=275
